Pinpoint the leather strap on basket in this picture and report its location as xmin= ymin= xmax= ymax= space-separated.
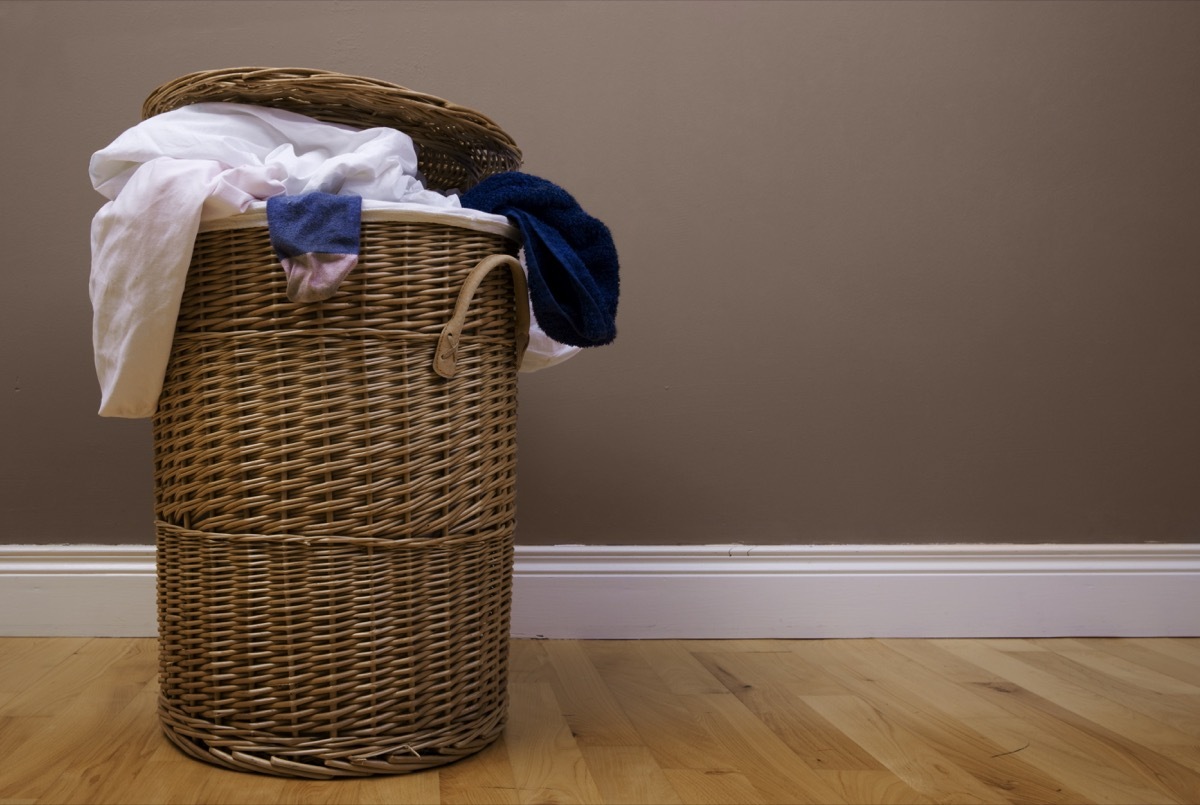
xmin=434 ymin=254 xmax=530 ymax=378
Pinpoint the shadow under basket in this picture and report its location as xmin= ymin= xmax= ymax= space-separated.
xmin=152 ymin=209 xmax=526 ymax=778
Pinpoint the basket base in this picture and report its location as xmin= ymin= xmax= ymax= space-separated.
xmin=153 ymin=527 xmax=515 ymax=779
xmin=158 ymin=702 xmax=505 ymax=778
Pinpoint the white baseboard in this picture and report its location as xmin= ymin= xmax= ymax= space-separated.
xmin=2 ymin=543 xmax=1197 ymax=638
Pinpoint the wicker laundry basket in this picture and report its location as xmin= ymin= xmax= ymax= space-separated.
xmin=145 ymin=69 xmax=527 ymax=778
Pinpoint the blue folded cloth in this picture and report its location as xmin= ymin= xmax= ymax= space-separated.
xmin=461 ymin=172 xmax=619 ymax=348
xmin=267 ymin=192 xmax=363 ymax=303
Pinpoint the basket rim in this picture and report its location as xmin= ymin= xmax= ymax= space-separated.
xmin=197 ymin=201 xmax=520 ymax=241
xmin=141 ymin=67 xmax=522 ymax=191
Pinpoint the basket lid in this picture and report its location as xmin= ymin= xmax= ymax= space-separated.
xmin=141 ymin=67 xmax=522 ymax=192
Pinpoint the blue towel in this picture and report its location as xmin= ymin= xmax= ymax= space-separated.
xmin=461 ymin=173 xmax=619 ymax=348
xmin=267 ymin=192 xmax=363 ymax=303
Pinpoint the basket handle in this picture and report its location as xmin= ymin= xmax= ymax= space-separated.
xmin=434 ymin=254 xmax=530 ymax=378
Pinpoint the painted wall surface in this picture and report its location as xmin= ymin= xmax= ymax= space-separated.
xmin=2 ymin=1 xmax=1198 ymax=546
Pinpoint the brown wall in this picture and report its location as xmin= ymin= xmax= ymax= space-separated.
xmin=2 ymin=1 xmax=1198 ymax=546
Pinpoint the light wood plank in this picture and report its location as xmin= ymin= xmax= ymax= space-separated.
xmin=799 ymin=639 xmax=1092 ymax=804
xmin=635 ymin=641 xmax=727 ymax=695
xmin=682 ymin=692 xmax=850 ymax=805
xmin=1 ymin=639 xmax=154 ymax=802
xmin=662 ymin=768 xmax=767 ymax=805
xmin=884 ymin=639 xmax=1195 ymax=805
xmin=191 ymin=764 xmax=289 ymax=805
xmin=964 ymin=639 xmax=1049 ymax=652
xmin=507 ymin=639 xmax=549 ymax=684
xmin=801 ymin=694 xmax=1010 ymax=804
xmin=1082 ymin=638 xmax=1200 ymax=689
xmin=279 ymin=773 xmax=442 ymax=804
xmin=1016 ymin=646 xmax=1200 ymax=743
xmin=1152 ymin=639 xmax=1200 ymax=667
xmin=439 ymin=738 xmax=520 ymax=805
xmin=941 ymin=641 xmax=1200 ymax=748
xmin=581 ymin=641 xmax=740 ymax=774
xmin=506 ymin=682 xmax=603 ymax=805
xmin=109 ymin=750 xmax=220 ymax=805
xmin=704 ymin=643 xmax=852 ymax=695
xmin=542 ymin=640 xmax=642 ymax=746
xmin=577 ymin=745 xmax=682 ymax=805
xmin=3 ymin=638 xmax=140 ymax=718
xmin=694 ymin=650 xmax=886 ymax=771
xmin=1036 ymin=639 xmax=1200 ymax=694
xmin=815 ymin=771 xmax=938 ymax=805
xmin=670 ymin=639 xmax=798 ymax=654
xmin=0 ymin=637 xmax=90 ymax=708
xmin=34 ymin=675 xmax=162 ymax=804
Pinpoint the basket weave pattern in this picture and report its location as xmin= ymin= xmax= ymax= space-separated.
xmin=152 ymin=220 xmax=522 ymax=777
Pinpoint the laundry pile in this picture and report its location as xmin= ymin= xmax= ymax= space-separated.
xmin=89 ymin=102 xmax=619 ymax=418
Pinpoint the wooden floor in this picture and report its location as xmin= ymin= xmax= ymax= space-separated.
xmin=1 ymin=638 xmax=1198 ymax=804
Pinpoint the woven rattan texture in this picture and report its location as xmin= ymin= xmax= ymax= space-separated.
xmin=142 ymin=67 xmax=522 ymax=192
xmin=152 ymin=220 xmax=521 ymax=777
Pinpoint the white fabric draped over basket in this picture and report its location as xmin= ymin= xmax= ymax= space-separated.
xmin=90 ymin=102 xmax=576 ymax=418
